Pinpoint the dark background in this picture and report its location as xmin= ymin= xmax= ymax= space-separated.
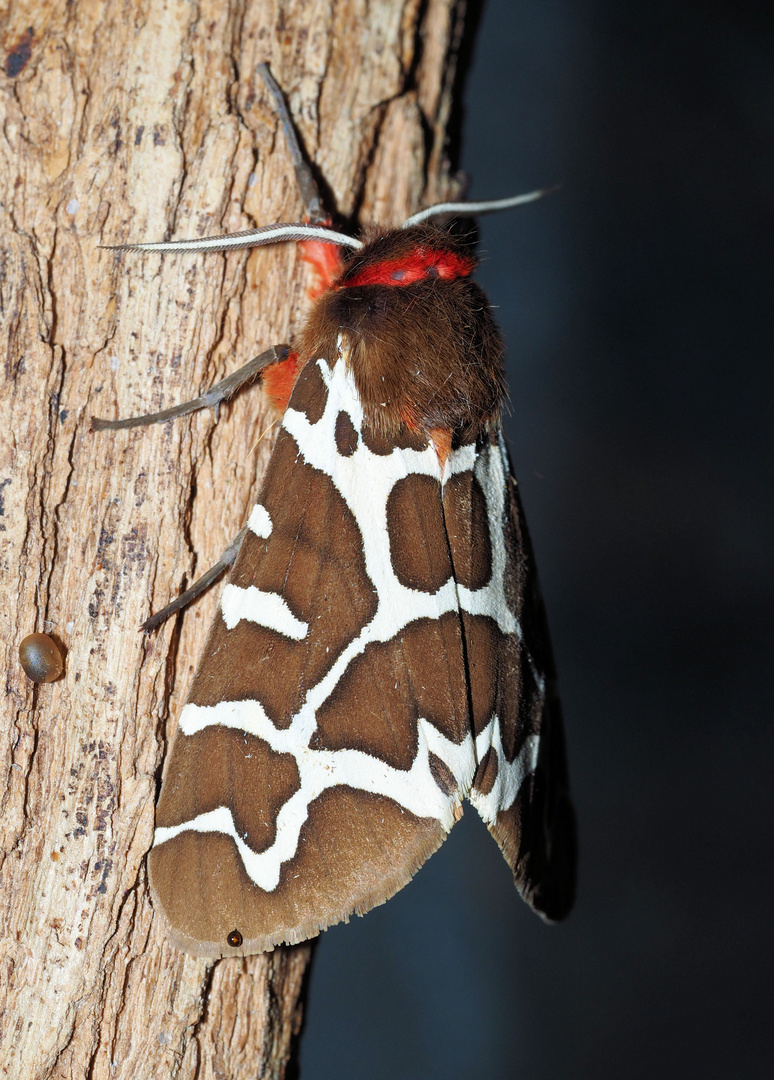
xmin=300 ymin=1 xmax=774 ymax=1076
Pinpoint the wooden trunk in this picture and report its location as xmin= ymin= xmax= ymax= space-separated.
xmin=0 ymin=0 xmax=467 ymax=1075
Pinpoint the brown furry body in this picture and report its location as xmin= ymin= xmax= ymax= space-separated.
xmin=297 ymin=225 xmax=506 ymax=440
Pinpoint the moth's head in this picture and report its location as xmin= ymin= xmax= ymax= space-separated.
xmin=102 ymin=190 xmax=550 ymax=442
xmin=334 ymin=225 xmax=477 ymax=291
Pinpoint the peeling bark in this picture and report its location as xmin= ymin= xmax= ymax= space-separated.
xmin=1 ymin=0 xmax=467 ymax=1076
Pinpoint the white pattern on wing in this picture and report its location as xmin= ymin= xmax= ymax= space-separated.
xmin=153 ymin=344 xmax=538 ymax=887
xmin=456 ymin=435 xmax=519 ymax=634
xmin=220 ymin=584 xmax=308 ymax=638
xmin=247 ymin=503 xmax=272 ymax=538
xmin=164 ymin=702 xmax=476 ymax=890
xmin=469 ymin=720 xmax=540 ymax=825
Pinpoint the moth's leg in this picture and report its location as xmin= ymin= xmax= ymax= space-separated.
xmin=91 ymin=344 xmax=289 ymax=431
xmin=141 ymin=527 xmax=245 ymax=633
xmin=258 ymin=63 xmax=326 ymax=225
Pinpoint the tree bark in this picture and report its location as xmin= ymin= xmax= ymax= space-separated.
xmin=0 ymin=0 xmax=467 ymax=1076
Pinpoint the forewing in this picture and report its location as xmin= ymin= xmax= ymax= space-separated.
xmin=148 ymin=351 xmax=478 ymax=956
xmin=445 ymin=434 xmax=576 ymax=921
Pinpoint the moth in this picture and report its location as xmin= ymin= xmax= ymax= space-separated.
xmin=95 ymin=66 xmax=576 ymax=957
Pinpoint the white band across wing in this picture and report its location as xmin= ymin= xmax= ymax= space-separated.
xmin=247 ymin=503 xmax=273 ymax=538
xmin=220 ymin=584 xmax=308 ymax=638
xmin=470 ymin=719 xmax=540 ymax=825
xmin=155 ymin=705 xmax=476 ymax=892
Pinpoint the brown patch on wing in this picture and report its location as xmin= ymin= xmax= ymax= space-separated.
xmin=188 ymin=428 xmax=377 ymax=726
xmin=187 ymin=623 xmax=307 ymax=725
xmin=443 ymin=451 xmax=525 ymax=750
xmin=472 ymin=745 xmax=498 ymax=797
xmin=334 ymin=411 xmax=359 ymax=456
xmin=386 ymin=474 xmax=452 ymax=592
xmin=460 ymin=613 xmax=540 ymax=756
xmin=149 ymin=788 xmax=448 ymax=957
xmin=459 ymin=614 xmax=501 ymax=737
xmin=360 ymin=421 xmax=428 ymax=456
xmin=156 ymin=728 xmax=300 ymax=854
xmin=443 ymin=470 xmax=492 ymax=590
xmin=287 ymin=356 xmax=327 ymax=424
xmin=462 ymin=613 xmax=541 ymax=758
xmin=429 ymin=753 xmax=458 ymax=797
xmin=311 ymin=613 xmax=470 ymax=766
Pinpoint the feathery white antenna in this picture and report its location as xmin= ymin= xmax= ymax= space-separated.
xmin=104 ymin=223 xmax=362 ymax=254
xmin=401 ymin=188 xmax=552 ymax=229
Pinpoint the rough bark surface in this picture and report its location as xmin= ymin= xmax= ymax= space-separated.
xmin=0 ymin=0 xmax=466 ymax=1076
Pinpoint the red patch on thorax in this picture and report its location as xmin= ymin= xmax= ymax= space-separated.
xmin=341 ymin=248 xmax=475 ymax=289
xmin=262 ymin=351 xmax=305 ymax=412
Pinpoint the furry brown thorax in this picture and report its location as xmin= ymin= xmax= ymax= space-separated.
xmin=296 ymin=225 xmax=506 ymax=441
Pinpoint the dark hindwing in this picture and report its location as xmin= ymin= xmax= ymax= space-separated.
xmin=446 ymin=434 xmax=576 ymax=921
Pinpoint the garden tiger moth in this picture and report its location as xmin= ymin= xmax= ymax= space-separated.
xmin=95 ymin=65 xmax=576 ymax=957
